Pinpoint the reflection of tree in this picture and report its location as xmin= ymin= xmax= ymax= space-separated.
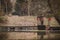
xmin=0 ymin=32 xmax=8 ymax=40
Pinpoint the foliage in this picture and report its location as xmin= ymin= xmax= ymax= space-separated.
xmin=56 ymin=10 xmax=60 ymax=16
xmin=16 ymin=0 xmax=25 ymax=3
xmin=49 ymin=0 xmax=60 ymax=15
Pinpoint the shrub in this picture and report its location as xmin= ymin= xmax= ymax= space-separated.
xmin=0 ymin=16 xmax=7 ymax=23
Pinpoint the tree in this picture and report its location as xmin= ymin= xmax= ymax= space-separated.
xmin=0 ymin=0 xmax=12 ymax=15
xmin=47 ymin=0 xmax=60 ymax=24
xmin=15 ymin=0 xmax=28 ymax=16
